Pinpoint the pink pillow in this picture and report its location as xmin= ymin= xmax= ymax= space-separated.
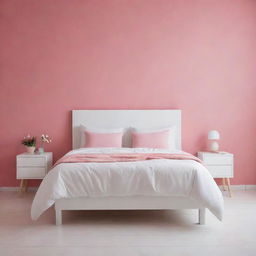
xmin=132 ymin=129 xmax=170 ymax=149
xmin=84 ymin=131 xmax=123 ymax=148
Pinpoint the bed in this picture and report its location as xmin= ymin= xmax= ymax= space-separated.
xmin=31 ymin=110 xmax=224 ymax=225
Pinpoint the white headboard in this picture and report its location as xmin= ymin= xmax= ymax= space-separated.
xmin=72 ymin=110 xmax=182 ymax=150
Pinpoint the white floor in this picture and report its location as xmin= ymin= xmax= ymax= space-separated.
xmin=0 ymin=191 xmax=256 ymax=256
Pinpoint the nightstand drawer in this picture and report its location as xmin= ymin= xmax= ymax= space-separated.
xmin=17 ymin=157 xmax=46 ymax=167
xmin=203 ymin=156 xmax=232 ymax=165
xmin=17 ymin=167 xmax=46 ymax=179
xmin=205 ymin=165 xmax=233 ymax=178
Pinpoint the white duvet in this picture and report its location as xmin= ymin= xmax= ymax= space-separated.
xmin=31 ymin=148 xmax=224 ymax=220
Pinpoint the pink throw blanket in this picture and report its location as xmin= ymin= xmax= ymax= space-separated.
xmin=54 ymin=153 xmax=202 ymax=166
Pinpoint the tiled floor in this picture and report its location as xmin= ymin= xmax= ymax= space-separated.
xmin=0 ymin=190 xmax=256 ymax=256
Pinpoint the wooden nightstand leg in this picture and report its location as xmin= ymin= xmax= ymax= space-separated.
xmin=226 ymin=178 xmax=232 ymax=197
xmin=19 ymin=179 xmax=25 ymax=193
xmin=222 ymin=178 xmax=226 ymax=191
xmin=19 ymin=179 xmax=23 ymax=193
xmin=24 ymin=180 xmax=28 ymax=192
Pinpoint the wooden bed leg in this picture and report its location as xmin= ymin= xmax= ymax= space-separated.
xmin=199 ymin=208 xmax=205 ymax=225
xmin=55 ymin=208 xmax=62 ymax=225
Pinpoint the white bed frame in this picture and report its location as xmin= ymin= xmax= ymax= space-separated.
xmin=54 ymin=110 xmax=205 ymax=225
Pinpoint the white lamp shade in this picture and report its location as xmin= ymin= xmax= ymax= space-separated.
xmin=208 ymin=130 xmax=220 ymax=140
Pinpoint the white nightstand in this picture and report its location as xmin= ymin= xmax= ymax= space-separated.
xmin=197 ymin=152 xmax=234 ymax=197
xmin=16 ymin=152 xmax=53 ymax=193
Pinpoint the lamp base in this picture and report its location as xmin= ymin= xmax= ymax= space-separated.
xmin=208 ymin=141 xmax=219 ymax=152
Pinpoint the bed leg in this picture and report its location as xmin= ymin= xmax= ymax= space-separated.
xmin=199 ymin=208 xmax=205 ymax=225
xmin=55 ymin=208 xmax=62 ymax=225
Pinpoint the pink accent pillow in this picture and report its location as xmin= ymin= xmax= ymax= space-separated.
xmin=132 ymin=129 xmax=170 ymax=149
xmin=84 ymin=131 xmax=123 ymax=148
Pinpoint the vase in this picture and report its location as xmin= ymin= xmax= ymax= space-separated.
xmin=26 ymin=146 xmax=36 ymax=154
xmin=38 ymin=147 xmax=44 ymax=154
xmin=38 ymin=142 xmax=45 ymax=154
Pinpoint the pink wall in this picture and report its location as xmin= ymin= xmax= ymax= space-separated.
xmin=0 ymin=0 xmax=256 ymax=186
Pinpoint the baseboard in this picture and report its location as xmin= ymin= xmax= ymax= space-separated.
xmin=0 ymin=187 xmax=38 ymax=192
xmin=218 ymin=185 xmax=256 ymax=191
xmin=1 ymin=185 xmax=256 ymax=192
xmin=244 ymin=185 xmax=256 ymax=190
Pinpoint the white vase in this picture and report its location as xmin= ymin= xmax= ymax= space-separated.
xmin=26 ymin=146 xmax=36 ymax=154
xmin=38 ymin=147 xmax=44 ymax=154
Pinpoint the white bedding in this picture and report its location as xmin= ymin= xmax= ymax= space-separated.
xmin=31 ymin=148 xmax=224 ymax=220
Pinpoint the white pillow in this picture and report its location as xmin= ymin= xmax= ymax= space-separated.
xmin=80 ymin=125 xmax=124 ymax=148
xmin=131 ymin=126 xmax=176 ymax=150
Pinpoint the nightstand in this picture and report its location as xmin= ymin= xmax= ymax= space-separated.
xmin=197 ymin=152 xmax=234 ymax=197
xmin=16 ymin=152 xmax=53 ymax=193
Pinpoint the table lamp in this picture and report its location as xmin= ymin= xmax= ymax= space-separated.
xmin=208 ymin=130 xmax=220 ymax=152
